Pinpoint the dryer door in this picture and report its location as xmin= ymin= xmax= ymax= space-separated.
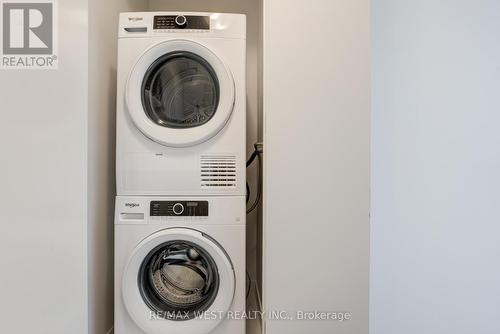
xmin=122 ymin=228 xmax=235 ymax=334
xmin=126 ymin=40 xmax=235 ymax=147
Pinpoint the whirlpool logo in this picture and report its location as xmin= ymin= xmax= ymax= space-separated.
xmin=1 ymin=0 xmax=58 ymax=69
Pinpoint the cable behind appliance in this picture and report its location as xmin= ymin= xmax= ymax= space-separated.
xmin=246 ymin=142 xmax=263 ymax=214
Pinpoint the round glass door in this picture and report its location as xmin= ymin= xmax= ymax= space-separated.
xmin=126 ymin=40 xmax=235 ymax=147
xmin=139 ymin=240 xmax=220 ymax=320
xmin=142 ymin=52 xmax=220 ymax=129
xmin=122 ymin=228 xmax=235 ymax=334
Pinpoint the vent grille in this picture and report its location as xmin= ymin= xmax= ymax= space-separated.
xmin=200 ymin=155 xmax=237 ymax=188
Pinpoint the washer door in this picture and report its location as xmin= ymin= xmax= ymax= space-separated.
xmin=122 ymin=228 xmax=235 ymax=334
xmin=126 ymin=40 xmax=235 ymax=147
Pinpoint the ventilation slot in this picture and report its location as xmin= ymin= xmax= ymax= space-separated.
xmin=200 ymin=156 xmax=237 ymax=188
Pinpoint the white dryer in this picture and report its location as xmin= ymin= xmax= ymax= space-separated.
xmin=116 ymin=12 xmax=246 ymax=196
xmin=115 ymin=196 xmax=246 ymax=334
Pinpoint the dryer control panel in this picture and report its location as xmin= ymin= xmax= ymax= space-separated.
xmin=150 ymin=201 xmax=209 ymax=217
xmin=119 ymin=12 xmax=246 ymax=39
xmin=153 ymin=15 xmax=210 ymax=30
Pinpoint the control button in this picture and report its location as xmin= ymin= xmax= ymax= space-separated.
xmin=172 ymin=203 xmax=185 ymax=215
xmin=175 ymin=15 xmax=187 ymax=28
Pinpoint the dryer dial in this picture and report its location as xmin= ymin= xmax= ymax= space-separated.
xmin=175 ymin=15 xmax=187 ymax=28
xmin=172 ymin=203 xmax=185 ymax=215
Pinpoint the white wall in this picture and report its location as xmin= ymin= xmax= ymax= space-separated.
xmin=88 ymin=1 xmax=145 ymax=334
xmin=263 ymin=0 xmax=370 ymax=333
xmin=0 ymin=1 xmax=89 ymax=333
xmin=371 ymin=1 xmax=500 ymax=333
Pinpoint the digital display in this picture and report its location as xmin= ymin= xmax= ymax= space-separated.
xmin=153 ymin=15 xmax=210 ymax=30
xmin=150 ymin=201 xmax=209 ymax=217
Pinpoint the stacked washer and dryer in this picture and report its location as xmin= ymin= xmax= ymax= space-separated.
xmin=114 ymin=12 xmax=247 ymax=334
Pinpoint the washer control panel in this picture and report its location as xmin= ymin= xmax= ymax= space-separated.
xmin=153 ymin=15 xmax=210 ymax=30
xmin=150 ymin=201 xmax=209 ymax=217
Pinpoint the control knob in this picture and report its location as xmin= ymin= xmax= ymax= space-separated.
xmin=175 ymin=15 xmax=187 ymax=28
xmin=172 ymin=203 xmax=185 ymax=215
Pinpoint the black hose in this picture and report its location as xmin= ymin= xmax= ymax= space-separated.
xmin=246 ymin=270 xmax=252 ymax=299
xmin=246 ymin=153 xmax=262 ymax=214
xmin=246 ymin=182 xmax=250 ymax=203
xmin=246 ymin=150 xmax=259 ymax=167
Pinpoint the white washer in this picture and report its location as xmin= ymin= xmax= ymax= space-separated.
xmin=115 ymin=196 xmax=246 ymax=334
xmin=116 ymin=12 xmax=246 ymax=196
